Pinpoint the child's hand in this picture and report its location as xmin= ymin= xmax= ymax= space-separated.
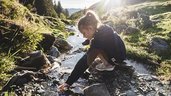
xmin=58 ymin=83 xmax=70 ymax=92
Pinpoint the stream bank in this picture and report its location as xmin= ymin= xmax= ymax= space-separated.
xmin=0 ymin=26 xmax=170 ymax=96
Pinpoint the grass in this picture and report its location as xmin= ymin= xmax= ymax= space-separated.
xmin=0 ymin=53 xmax=15 ymax=89
xmin=105 ymin=1 xmax=171 ymax=80
xmin=0 ymin=0 xmax=69 ymax=89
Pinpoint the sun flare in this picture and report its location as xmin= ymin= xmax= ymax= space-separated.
xmin=103 ymin=0 xmax=122 ymax=9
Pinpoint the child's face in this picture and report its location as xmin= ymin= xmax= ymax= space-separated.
xmin=80 ymin=26 xmax=95 ymax=40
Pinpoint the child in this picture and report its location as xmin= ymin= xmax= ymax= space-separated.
xmin=58 ymin=10 xmax=126 ymax=91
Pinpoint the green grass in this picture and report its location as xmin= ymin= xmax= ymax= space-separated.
xmin=0 ymin=0 xmax=69 ymax=89
xmin=157 ymin=60 xmax=171 ymax=80
xmin=0 ymin=53 xmax=15 ymax=89
xmin=126 ymin=1 xmax=171 ymax=15
xmin=109 ymin=1 xmax=171 ymax=80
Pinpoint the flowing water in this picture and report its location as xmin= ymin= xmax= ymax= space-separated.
xmin=62 ymin=26 xmax=150 ymax=75
xmin=6 ymin=25 xmax=169 ymax=96
xmin=56 ymin=25 xmax=170 ymax=96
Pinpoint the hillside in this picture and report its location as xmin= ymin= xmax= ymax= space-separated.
xmin=0 ymin=0 xmax=170 ymax=95
xmin=0 ymin=0 xmax=67 ymax=87
xmin=102 ymin=1 xmax=171 ymax=79
xmin=71 ymin=0 xmax=171 ymax=80
xmin=67 ymin=8 xmax=81 ymax=16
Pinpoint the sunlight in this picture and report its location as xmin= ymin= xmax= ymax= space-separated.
xmin=114 ymin=0 xmax=122 ymax=6
xmin=103 ymin=0 xmax=122 ymax=9
xmin=104 ymin=0 xmax=110 ymax=7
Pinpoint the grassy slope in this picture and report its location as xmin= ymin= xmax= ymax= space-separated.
xmin=72 ymin=0 xmax=171 ymax=80
xmin=107 ymin=1 xmax=171 ymax=80
xmin=0 ymin=0 xmax=67 ymax=88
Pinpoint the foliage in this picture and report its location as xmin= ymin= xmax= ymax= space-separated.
xmin=34 ymin=0 xmax=57 ymax=17
xmin=64 ymin=9 xmax=69 ymax=18
xmin=55 ymin=1 xmax=63 ymax=17
xmin=0 ymin=53 xmax=15 ymax=86
xmin=53 ymin=1 xmax=69 ymax=18
xmin=0 ymin=0 xmax=68 ymax=89
xmin=98 ymin=1 xmax=171 ymax=79
xmin=60 ymin=13 xmax=66 ymax=20
xmin=157 ymin=60 xmax=171 ymax=80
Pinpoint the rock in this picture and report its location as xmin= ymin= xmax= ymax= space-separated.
xmin=84 ymin=83 xmax=110 ymax=96
xmin=139 ymin=14 xmax=153 ymax=29
xmin=158 ymin=92 xmax=165 ymax=96
xmin=48 ymin=46 xmax=60 ymax=57
xmin=19 ymin=51 xmax=52 ymax=71
xmin=124 ymin=27 xmax=139 ymax=35
xmin=169 ymin=31 xmax=171 ymax=37
xmin=38 ymin=33 xmax=56 ymax=52
xmin=46 ymin=55 xmax=61 ymax=64
xmin=113 ymin=24 xmax=128 ymax=34
xmin=36 ymin=85 xmax=45 ymax=94
xmin=71 ymin=87 xmax=84 ymax=94
xmin=43 ymin=91 xmax=58 ymax=96
xmin=149 ymin=37 xmax=169 ymax=54
xmin=29 ymin=50 xmax=43 ymax=59
xmin=53 ymin=79 xmax=60 ymax=85
xmin=54 ymin=38 xmax=72 ymax=52
xmin=125 ymin=90 xmax=136 ymax=96
xmin=30 ymin=54 xmax=51 ymax=70
xmin=126 ymin=11 xmax=138 ymax=19
xmin=0 ymin=71 xmax=46 ymax=92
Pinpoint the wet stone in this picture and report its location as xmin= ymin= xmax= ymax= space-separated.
xmin=125 ymin=90 xmax=136 ymax=96
xmin=84 ymin=83 xmax=110 ymax=96
xmin=1 ymin=25 xmax=171 ymax=96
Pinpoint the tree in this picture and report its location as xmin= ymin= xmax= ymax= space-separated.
xmin=34 ymin=0 xmax=57 ymax=17
xmin=64 ymin=9 xmax=69 ymax=18
xmin=56 ymin=1 xmax=63 ymax=17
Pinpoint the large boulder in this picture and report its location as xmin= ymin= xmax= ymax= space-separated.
xmin=149 ymin=37 xmax=169 ymax=54
xmin=83 ymin=83 xmax=110 ymax=96
xmin=54 ymin=38 xmax=72 ymax=52
xmin=17 ymin=51 xmax=52 ymax=71
xmin=38 ymin=33 xmax=55 ymax=52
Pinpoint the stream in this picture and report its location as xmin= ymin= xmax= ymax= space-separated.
xmin=43 ymin=25 xmax=170 ymax=96
xmin=1 ymin=25 xmax=170 ymax=96
xmin=47 ymin=25 xmax=170 ymax=96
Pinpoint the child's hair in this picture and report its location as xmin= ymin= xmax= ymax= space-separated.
xmin=78 ymin=10 xmax=101 ymax=31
